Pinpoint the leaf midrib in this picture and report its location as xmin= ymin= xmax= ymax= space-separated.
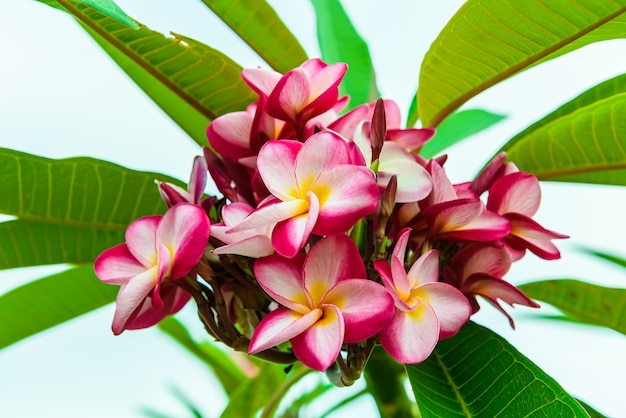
xmin=425 ymin=4 xmax=626 ymax=127
xmin=433 ymin=350 xmax=473 ymax=417
xmin=58 ymin=0 xmax=220 ymax=121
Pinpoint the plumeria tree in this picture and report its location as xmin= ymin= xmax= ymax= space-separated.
xmin=2 ymin=1 xmax=626 ymax=417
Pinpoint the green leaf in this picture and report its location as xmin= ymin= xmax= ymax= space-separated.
xmin=40 ymin=0 xmax=137 ymax=28
xmin=157 ymin=317 xmax=245 ymax=393
xmin=0 ymin=264 xmax=117 ymax=349
xmin=220 ymin=363 xmax=288 ymax=418
xmin=417 ymin=0 xmax=626 ymax=127
xmin=577 ymin=399 xmax=607 ymax=418
xmin=38 ymin=0 xmax=257 ymax=148
xmin=406 ymin=321 xmax=587 ymax=417
xmin=0 ymin=147 xmax=178 ymax=229
xmin=311 ymin=0 xmax=378 ymax=109
xmin=420 ymin=109 xmax=506 ymax=158
xmin=498 ymin=74 xmax=626 ymax=185
xmin=0 ymin=219 xmax=123 ymax=270
xmin=518 ymin=279 xmax=626 ymax=335
xmin=578 ymin=246 xmax=626 ymax=269
xmin=199 ymin=0 xmax=308 ymax=73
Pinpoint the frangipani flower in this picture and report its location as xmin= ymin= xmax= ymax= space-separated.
xmin=242 ymin=58 xmax=348 ymax=128
xmin=487 ymin=171 xmax=568 ymax=260
xmin=95 ymin=204 xmax=210 ymax=335
xmin=374 ymin=228 xmax=470 ymax=363
xmin=249 ymin=235 xmax=394 ymax=371
xmin=229 ymin=131 xmax=378 ymax=258
xmin=211 ymin=202 xmax=274 ymax=258
xmin=443 ymin=242 xmax=539 ymax=326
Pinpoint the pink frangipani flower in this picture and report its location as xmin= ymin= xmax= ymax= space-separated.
xmin=374 ymin=228 xmax=471 ymax=364
xmin=487 ymin=171 xmax=568 ymax=260
xmin=228 ymin=131 xmax=379 ymax=258
xmin=249 ymin=235 xmax=394 ymax=371
xmin=95 ymin=204 xmax=210 ymax=335
xmin=157 ymin=155 xmax=208 ymax=207
xmin=242 ymin=58 xmax=348 ymax=128
xmin=443 ymin=242 xmax=539 ymax=327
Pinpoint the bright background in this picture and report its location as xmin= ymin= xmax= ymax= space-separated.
xmin=1 ymin=0 xmax=626 ymax=417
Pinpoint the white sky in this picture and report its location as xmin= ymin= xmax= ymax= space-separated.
xmin=1 ymin=0 xmax=626 ymax=416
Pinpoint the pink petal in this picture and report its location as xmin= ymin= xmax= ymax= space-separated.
xmin=488 ymin=172 xmax=541 ymax=217
xmin=452 ymin=242 xmax=512 ymax=280
xmin=324 ymin=279 xmax=394 ymax=343
xmin=328 ymin=104 xmax=369 ymax=139
xmin=207 ymin=112 xmax=254 ymax=161
xmin=95 ymin=244 xmax=147 ymax=284
xmin=291 ymin=305 xmax=344 ymax=371
xmin=268 ymin=68 xmax=311 ymax=122
xmin=157 ymin=182 xmax=192 ymax=207
xmin=248 ymin=307 xmax=322 ymax=354
xmin=111 ymin=266 xmax=159 ymax=335
xmin=390 ymin=229 xmax=413 ymax=300
xmin=303 ymin=235 xmax=367 ymax=306
xmin=188 ymin=155 xmax=208 ymax=205
xmin=125 ymin=284 xmax=191 ymax=331
xmin=470 ymin=152 xmax=507 ymax=196
xmin=228 ymin=199 xmax=309 ymax=233
xmin=379 ymin=301 xmax=439 ymax=364
xmin=310 ymin=165 xmax=378 ymax=236
xmin=378 ymin=143 xmax=432 ymax=202
xmin=507 ymin=214 xmax=568 ymax=260
xmin=406 ymin=249 xmax=440 ymax=287
xmin=256 ymin=140 xmax=301 ymax=201
xmin=295 ymin=131 xmax=352 ymax=189
xmin=424 ymin=160 xmax=457 ymax=205
xmin=241 ymin=67 xmax=282 ymax=97
xmin=272 ymin=192 xmax=319 ymax=258
xmin=413 ymin=282 xmax=470 ymax=339
xmin=387 ymin=128 xmax=435 ymax=150
xmin=156 ymin=204 xmax=210 ymax=279
xmin=254 ymin=253 xmax=309 ymax=313
xmin=212 ymin=235 xmax=274 ymax=258
xmin=125 ymin=215 xmax=160 ymax=268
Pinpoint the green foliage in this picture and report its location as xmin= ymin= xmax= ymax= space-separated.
xmin=500 ymin=73 xmax=626 ymax=184
xmin=0 ymin=220 xmax=122 ymax=270
xmin=420 ymin=109 xmax=506 ymax=159
xmin=417 ymin=0 xmax=626 ymax=127
xmin=157 ymin=317 xmax=246 ymax=393
xmin=311 ymin=0 xmax=378 ymax=109
xmin=41 ymin=0 xmax=137 ymax=27
xmin=0 ymin=148 xmax=175 ymax=229
xmin=406 ymin=321 xmax=588 ymax=417
xmin=578 ymin=246 xmax=626 ymax=269
xmin=519 ymin=279 xmax=626 ymax=335
xmin=200 ymin=0 xmax=308 ymax=73
xmin=0 ymin=265 xmax=117 ymax=349
xmin=39 ymin=0 xmax=257 ymax=148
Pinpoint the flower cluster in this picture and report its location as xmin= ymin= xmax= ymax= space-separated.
xmin=95 ymin=59 xmax=567 ymax=380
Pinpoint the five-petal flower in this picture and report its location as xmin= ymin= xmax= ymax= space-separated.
xmin=249 ymin=235 xmax=394 ymax=371
xmin=95 ymin=204 xmax=210 ymax=335
xmin=374 ymin=228 xmax=471 ymax=363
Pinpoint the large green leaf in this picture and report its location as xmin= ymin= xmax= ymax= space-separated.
xmin=417 ymin=0 xmax=626 ymax=127
xmin=0 ymin=264 xmax=117 ymax=349
xmin=0 ymin=220 xmax=122 ymax=270
xmin=200 ymin=0 xmax=308 ymax=73
xmin=40 ymin=0 xmax=136 ymax=27
xmin=406 ymin=321 xmax=587 ymax=417
xmin=157 ymin=317 xmax=245 ymax=393
xmin=0 ymin=147 xmax=177 ymax=229
xmin=519 ymin=279 xmax=626 ymax=335
xmin=498 ymin=75 xmax=626 ymax=185
xmin=311 ymin=0 xmax=378 ymax=109
xmin=38 ymin=0 xmax=257 ymax=148
xmin=420 ymin=109 xmax=505 ymax=159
